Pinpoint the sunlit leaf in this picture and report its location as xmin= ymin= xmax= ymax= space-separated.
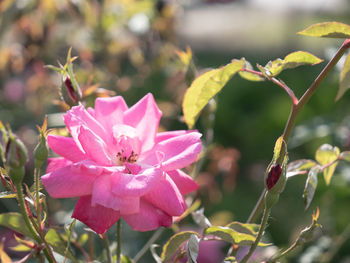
xmin=183 ymin=59 xmax=244 ymax=128
xmin=303 ymin=167 xmax=319 ymax=210
xmin=340 ymin=151 xmax=350 ymax=162
xmin=121 ymin=255 xmax=134 ymax=263
xmin=336 ymin=51 xmax=350 ymax=101
xmin=186 ymin=234 xmax=199 ymax=263
xmin=226 ymin=222 xmax=259 ymax=236
xmin=265 ymin=58 xmax=284 ymax=76
xmin=239 ymin=59 xmax=264 ymax=81
xmin=204 ymin=226 xmax=268 ymax=246
xmin=0 ymin=191 xmax=16 ymax=199
xmin=298 ymin=21 xmax=350 ymax=38
xmin=0 ymin=213 xmax=34 ymax=238
xmin=287 ymin=159 xmax=317 ymax=177
xmin=45 ymin=229 xmax=76 ymax=261
xmin=224 ymin=256 xmax=238 ymax=263
xmin=315 ymin=144 xmax=340 ymax=185
xmin=161 ymin=231 xmax=200 ymax=262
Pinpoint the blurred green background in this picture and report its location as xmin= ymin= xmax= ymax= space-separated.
xmin=1 ymin=0 xmax=350 ymax=262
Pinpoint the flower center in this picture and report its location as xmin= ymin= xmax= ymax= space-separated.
xmin=112 ymin=124 xmax=141 ymax=166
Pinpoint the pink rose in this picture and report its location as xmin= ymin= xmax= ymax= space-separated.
xmin=42 ymin=94 xmax=201 ymax=234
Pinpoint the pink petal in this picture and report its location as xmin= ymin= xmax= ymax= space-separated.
xmin=46 ymin=157 xmax=72 ymax=173
xmin=144 ymin=174 xmax=186 ymax=216
xmin=111 ymin=167 xmax=162 ymax=196
xmin=92 ymin=175 xmax=140 ymax=215
xmin=167 ymin=170 xmax=198 ymax=195
xmin=63 ymin=105 xmax=108 ymax=143
xmin=141 ymin=131 xmax=202 ymax=171
xmin=78 ymin=126 xmax=112 ymax=165
xmin=155 ymin=130 xmax=194 ymax=143
xmin=123 ymin=199 xmax=172 ymax=231
xmin=94 ymin=96 xmax=128 ymax=133
xmin=124 ymin=93 xmax=162 ymax=153
xmin=42 ymin=162 xmax=101 ymax=198
xmin=72 ymin=195 xmax=120 ymax=234
xmin=47 ymin=135 xmax=86 ymax=162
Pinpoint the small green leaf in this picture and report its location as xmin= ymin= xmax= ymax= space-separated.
xmin=239 ymin=59 xmax=264 ymax=82
xmin=265 ymin=59 xmax=284 ymax=76
xmin=186 ymin=234 xmax=199 ymax=263
xmin=283 ymin=51 xmax=323 ymax=69
xmin=336 ymin=52 xmax=350 ymax=101
xmin=298 ymin=21 xmax=350 ymax=38
xmin=315 ymin=144 xmax=340 ymax=185
xmin=303 ymin=167 xmax=319 ymax=210
xmin=340 ymin=151 xmax=350 ymax=162
xmin=183 ymin=59 xmax=244 ymax=128
xmin=0 ymin=191 xmax=17 ymax=199
xmin=161 ymin=231 xmax=200 ymax=262
xmin=226 ymin=222 xmax=259 ymax=236
xmin=0 ymin=213 xmax=34 ymax=238
xmin=224 ymin=256 xmax=238 ymax=263
xmin=287 ymin=159 xmax=317 ymax=177
xmin=121 ymin=255 xmax=134 ymax=263
xmin=45 ymin=229 xmax=76 ymax=262
xmin=204 ymin=226 xmax=268 ymax=246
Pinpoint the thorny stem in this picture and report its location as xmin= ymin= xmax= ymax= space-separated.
xmin=116 ymin=220 xmax=121 ymax=263
xmin=34 ymin=168 xmax=42 ymax=230
xmin=15 ymin=182 xmax=56 ymax=263
xmin=246 ymin=39 xmax=350 ymax=224
xmin=240 ymin=207 xmax=271 ymax=263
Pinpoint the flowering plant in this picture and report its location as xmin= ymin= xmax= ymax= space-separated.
xmin=42 ymin=94 xmax=201 ymax=233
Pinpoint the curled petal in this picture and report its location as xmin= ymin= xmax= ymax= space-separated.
xmin=111 ymin=166 xmax=162 ymax=196
xmin=141 ymin=131 xmax=202 ymax=171
xmin=42 ymin=162 xmax=99 ymax=198
xmin=144 ymin=174 xmax=186 ymax=216
xmin=72 ymin=196 xmax=120 ymax=234
xmin=124 ymin=93 xmax=162 ymax=153
xmin=155 ymin=130 xmax=194 ymax=144
xmin=47 ymin=135 xmax=85 ymax=162
xmin=167 ymin=170 xmax=198 ymax=195
xmin=63 ymin=105 xmax=107 ymax=143
xmin=123 ymin=199 xmax=172 ymax=231
xmin=46 ymin=157 xmax=72 ymax=173
xmin=92 ymin=175 xmax=140 ymax=215
xmin=78 ymin=126 xmax=112 ymax=165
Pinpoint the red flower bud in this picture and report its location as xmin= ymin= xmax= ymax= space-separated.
xmin=266 ymin=164 xmax=282 ymax=190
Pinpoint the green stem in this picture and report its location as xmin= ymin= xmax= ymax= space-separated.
xmin=267 ymin=241 xmax=299 ymax=263
xmin=15 ymin=182 xmax=55 ymax=263
xmin=34 ymin=168 xmax=42 ymax=229
xmin=247 ymin=39 xmax=350 ymax=223
xmin=103 ymin=234 xmax=112 ymax=263
xmin=241 ymin=207 xmax=271 ymax=263
xmin=133 ymin=228 xmax=164 ymax=262
xmin=116 ymin=220 xmax=121 ymax=263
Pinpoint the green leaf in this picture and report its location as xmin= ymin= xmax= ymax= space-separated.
xmin=265 ymin=52 xmax=323 ymax=77
xmin=161 ymin=231 xmax=200 ymax=262
xmin=204 ymin=226 xmax=268 ymax=246
xmin=186 ymin=234 xmax=199 ymax=263
xmin=315 ymin=144 xmax=340 ymax=185
xmin=0 ymin=213 xmax=34 ymax=238
xmin=287 ymin=159 xmax=317 ymax=177
xmin=283 ymin=51 xmax=323 ymax=69
xmin=226 ymin=222 xmax=259 ymax=236
xmin=298 ymin=21 xmax=350 ymax=38
xmin=0 ymin=191 xmax=17 ymax=199
xmin=303 ymin=167 xmax=319 ymax=210
xmin=45 ymin=229 xmax=76 ymax=262
xmin=239 ymin=59 xmax=264 ymax=82
xmin=224 ymin=256 xmax=238 ymax=263
xmin=121 ymin=255 xmax=134 ymax=263
xmin=340 ymin=151 xmax=350 ymax=162
xmin=183 ymin=59 xmax=244 ymax=128
xmin=336 ymin=51 xmax=350 ymax=101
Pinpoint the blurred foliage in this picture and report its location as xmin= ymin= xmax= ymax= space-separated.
xmin=1 ymin=0 xmax=350 ymax=262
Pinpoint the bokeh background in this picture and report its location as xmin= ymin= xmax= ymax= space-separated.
xmin=1 ymin=0 xmax=350 ymax=262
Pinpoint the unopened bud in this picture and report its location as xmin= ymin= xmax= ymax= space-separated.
xmin=34 ymin=135 xmax=48 ymax=169
xmin=266 ymin=163 xmax=286 ymax=194
xmin=5 ymin=135 xmax=28 ymax=169
xmin=61 ymin=76 xmax=82 ymax=106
